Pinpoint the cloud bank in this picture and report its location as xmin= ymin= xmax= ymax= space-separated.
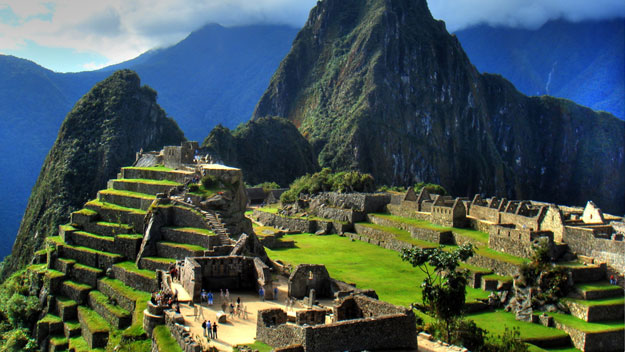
xmin=427 ymin=0 xmax=625 ymax=32
xmin=0 ymin=0 xmax=623 ymax=71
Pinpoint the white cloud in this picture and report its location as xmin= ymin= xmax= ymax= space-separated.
xmin=427 ymin=0 xmax=625 ymax=32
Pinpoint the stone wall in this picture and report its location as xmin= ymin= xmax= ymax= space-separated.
xmin=256 ymin=309 xmax=305 ymax=348
xmin=311 ymin=206 xmax=365 ymax=224
xmin=289 ymin=264 xmax=332 ymax=299
xmin=468 ymin=203 xmax=500 ymax=223
xmin=564 ymin=226 xmax=625 ymax=272
xmin=554 ymin=319 xmax=624 ymax=352
xmin=112 ymin=265 xmax=158 ymax=292
xmin=367 ymin=214 xmax=452 ymax=244
xmin=121 ymin=167 xmax=191 ymax=183
xmin=253 ymin=211 xmax=315 ymax=233
xmin=296 ymin=309 xmax=326 ymax=326
xmin=348 ymin=229 xmax=414 ymax=253
xmin=108 ymin=179 xmax=176 ymax=196
xmin=162 ymin=310 xmax=202 ymax=352
xmin=311 ymin=193 xmax=391 ymax=213
xmin=488 ymin=227 xmax=553 ymax=259
xmin=565 ymin=300 xmax=624 ymax=322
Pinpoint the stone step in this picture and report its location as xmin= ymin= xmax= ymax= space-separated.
xmin=97 ymin=189 xmax=156 ymax=211
xmin=120 ymin=167 xmax=193 ymax=183
xmin=161 ymin=227 xmax=216 ymax=249
xmin=63 ymin=320 xmax=82 ymax=338
xmin=54 ymin=258 xmax=76 ymax=275
xmin=69 ymin=231 xmax=116 ymax=254
xmin=69 ymin=263 xmax=104 ymax=288
xmin=481 ymin=274 xmax=513 ymax=291
xmin=97 ymin=278 xmax=141 ymax=314
xmin=572 ymin=281 xmax=624 ymax=300
xmin=55 ymin=296 xmax=78 ymax=321
xmin=77 ymin=306 xmax=110 ymax=349
xmin=87 ymin=290 xmax=132 ymax=329
xmin=558 ymin=262 xmax=607 ymax=283
xmin=114 ymin=234 xmax=144 ymax=261
xmin=70 ymin=209 xmax=98 ymax=227
xmin=367 ymin=213 xmax=453 ymax=244
xmin=84 ymin=200 xmax=146 ymax=233
xmin=564 ymin=297 xmax=625 ymax=322
xmin=108 ymin=178 xmax=181 ymax=196
xmin=44 ymin=269 xmax=66 ymax=293
xmin=35 ymin=314 xmax=64 ymax=344
xmin=48 ymin=335 xmax=69 ymax=352
xmin=548 ymin=312 xmax=624 ymax=352
xmin=81 ymin=221 xmax=134 ymax=237
xmin=58 ymin=241 xmax=124 ymax=270
xmin=112 ymin=262 xmax=158 ymax=293
xmin=156 ymin=241 xmax=206 ymax=260
xmin=60 ymin=280 xmax=93 ymax=305
xmin=139 ymin=257 xmax=177 ymax=272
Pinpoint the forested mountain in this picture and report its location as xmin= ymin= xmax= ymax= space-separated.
xmin=455 ymin=19 xmax=624 ymax=119
xmin=0 ymin=24 xmax=298 ymax=260
xmin=252 ymin=0 xmax=625 ymax=214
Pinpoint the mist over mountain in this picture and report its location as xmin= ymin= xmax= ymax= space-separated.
xmin=0 ymin=24 xmax=298 ymax=260
xmin=455 ymin=19 xmax=625 ymax=119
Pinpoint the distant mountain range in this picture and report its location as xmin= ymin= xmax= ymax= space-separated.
xmin=0 ymin=24 xmax=298 ymax=260
xmin=1 ymin=16 xmax=623 ymax=261
xmin=455 ymin=19 xmax=624 ymax=119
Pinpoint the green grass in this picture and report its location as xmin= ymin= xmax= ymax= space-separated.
xmin=45 ymin=236 xmax=64 ymax=247
xmin=86 ymin=200 xmax=147 ymax=215
xmin=467 ymin=310 xmax=569 ymax=341
xmin=60 ymin=224 xmax=77 ymax=232
xmin=117 ymin=234 xmax=143 ymax=240
xmin=114 ymin=261 xmax=157 ymax=280
xmin=73 ymin=208 xmax=97 ymax=216
xmin=256 ymin=205 xmax=280 ymax=214
xmin=56 ymin=296 xmax=77 ymax=309
xmin=69 ymin=336 xmax=105 ymax=352
xmin=358 ymin=222 xmax=438 ymax=248
xmin=143 ymin=257 xmax=177 ymax=264
xmin=370 ymin=213 xmax=489 ymax=244
xmin=158 ymin=241 xmax=206 ymax=252
xmin=58 ymin=258 xmax=76 ymax=266
xmin=123 ymin=166 xmax=174 ymax=172
xmin=64 ymin=280 xmax=92 ymax=291
xmin=481 ymin=274 xmax=513 ymax=282
xmin=49 ymin=335 xmax=68 ymax=345
xmin=39 ymin=314 xmax=62 ymax=324
xmin=546 ymin=312 xmax=624 ymax=332
xmin=45 ymin=269 xmax=66 ymax=279
xmin=233 ymin=341 xmax=273 ymax=352
xmin=99 ymin=277 xmax=150 ymax=328
xmin=574 ymin=281 xmax=622 ymax=292
xmin=64 ymin=320 xmax=81 ymax=330
xmin=89 ymin=290 xmax=130 ymax=317
xmin=62 ymin=241 xmax=121 ymax=259
xmin=556 ymin=261 xmax=586 ymax=268
xmin=100 ymin=188 xmax=156 ymax=200
xmin=153 ymin=325 xmax=183 ymax=352
xmin=27 ymin=263 xmax=47 ymax=272
xmin=114 ymin=178 xmax=182 ymax=186
xmin=96 ymin=221 xmax=134 ymax=230
xmin=74 ymin=230 xmax=115 ymax=242
xmin=266 ymin=233 xmax=490 ymax=307
xmin=166 ymin=227 xmax=214 ymax=236
xmin=563 ymin=296 xmax=625 ymax=307
xmin=78 ymin=306 xmax=110 ymax=332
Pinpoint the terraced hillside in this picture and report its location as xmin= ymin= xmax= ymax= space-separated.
xmin=27 ymin=166 xmax=239 ymax=351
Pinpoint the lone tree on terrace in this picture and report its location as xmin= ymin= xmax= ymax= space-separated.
xmin=401 ymin=243 xmax=474 ymax=342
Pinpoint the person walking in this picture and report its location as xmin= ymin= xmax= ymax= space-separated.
xmin=273 ymin=286 xmax=278 ymax=300
xmin=202 ymin=320 xmax=208 ymax=337
xmin=225 ymin=288 xmax=230 ymax=301
xmin=208 ymin=291 xmax=213 ymax=305
xmin=206 ymin=320 xmax=211 ymax=340
xmin=259 ymin=287 xmax=265 ymax=301
xmin=212 ymin=322 xmax=218 ymax=339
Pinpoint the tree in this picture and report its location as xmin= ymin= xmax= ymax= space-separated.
xmin=401 ymin=244 xmax=474 ymax=342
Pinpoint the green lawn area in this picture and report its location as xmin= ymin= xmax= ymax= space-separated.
xmin=356 ymin=222 xmax=437 ymax=248
xmin=233 ymin=341 xmax=272 ymax=352
xmin=114 ymin=178 xmax=181 ymax=186
xmin=467 ymin=310 xmax=569 ymax=341
xmin=159 ymin=241 xmax=206 ymax=252
xmin=545 ymin=312 xmax=624 ymax=332
xmin=100 ymin=189 xmax=156 ymax=200
xmin=266 ymin=233 xmax=490 ymax=307
xmin=114 ymin=261 xmax=156 ymax=280
xmin=574 ymin=281 xmax=622 ymax=292
xmin=165 ymin=227 xmax=214 ymax=236
xmin=256 ymin=205 xmax=280 ymax=214
xmin=86 ymin=200 xmax=146 ymax=215
xmin=563 ymin=296 xmax=625 ymax=307
xmin=153 ymin=325 xmax=183 ymax=352
xmin=123 ymin=166 xmax=174 ymax=172
xmin=370 ymin=213 xmax=489 ymax=244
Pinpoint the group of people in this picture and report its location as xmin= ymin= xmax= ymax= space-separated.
xmin=168 ymin=264 xmax=180 ymax=281
xmin=201 ymin=319 xmax=218 ymax=340
xmin=151 ymin=288 xmax=179 ymax=309
xmin=224 ymin=296 xmax=249 ymax=320
xmin=609 ymin=275 xmax=619 ymax=285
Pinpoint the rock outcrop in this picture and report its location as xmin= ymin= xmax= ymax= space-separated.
xmin=1 ymin=70 xmax=185 ymax=280
xmin=252 ymin=0 xmax=625 ymax=215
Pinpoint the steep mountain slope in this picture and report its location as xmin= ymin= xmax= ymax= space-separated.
xmin=202 ymin=117 xmax=319 ymax=187
xmin=0 ymin=24 xmax=298 ymax=260
xmin=252 ymin=0 xmax=625 ymax=214
xmin=0 ymin=70 xmax=185 ymax=280
xmin=455 ymin=19 xmax=625 ymax=119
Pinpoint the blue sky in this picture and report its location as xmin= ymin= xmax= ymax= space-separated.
xmin=0 ymin=0 xmax=624 ymax=73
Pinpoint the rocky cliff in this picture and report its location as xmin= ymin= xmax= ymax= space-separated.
xmin=202 ymin=117 xmax=319 ymax=187
xmin=1 ymin=70 xmax=185 ymax=280
xmin=253 ymin=0 xmax=625 ymax=214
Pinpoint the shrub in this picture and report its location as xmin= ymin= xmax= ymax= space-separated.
xmin=280 ymin=168 xmax=375 ymax=203
xmin=201 ymin=175 xmax=219 ymax=189
xmin=188 ymin=184 xmax=200 ymax=192
xmin=253 ymin=182 xmax=281 ymax=192
xmin=415 ymin=182 xmax=448 ymax=195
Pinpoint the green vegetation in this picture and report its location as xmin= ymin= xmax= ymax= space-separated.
xmin=89 ymin=291 xmax=130 ymax=317
xmin=256 ymin=204 xmax=280 ymax=214
xmin=56 ymin=296 xmax=77 ymax=309
xmin=97 ymin=221 xmax=134 ymax=230
xmin=281 ymin=168 xmax=375 ymax=203
xmin=65 ymin=280 xmax=92 ymax=291
xmin=253 ymin=181 xmax=281 ymax=191
xmin=153 ymin=325 xmax=183 ymax=352
xmin=74 ymin=208 xmax=98 ymax=216
xmin=75 ymin=230 xmax=115 ymax=242
xmin=49 ymin=335 xmax=68 ymax=346
xmin=370 ymin=213 xmax=489 ymax=243
xmin=116 ymin=234 xmax=143 ymax=240
xmin=401 ymin=244 xmax=475 ymax=343
xmin=45 ymin=269 xmax=66 ymax=279
xmin=78 ymin=306 xmax=110 ymax=332
xmin=166 ymin=227 xmax=214 ymax=236
xmin=39 ymin=313 xmax=62 ymax=324
xmin=357 ymin=222 xmax=436 ymax=248
xmin=115 ymin=178 xmax=181 ymax=186
xmin=158 ymin=241 xmax=206 ymax=252
xmin=233 ymin=341 xmax=273 ymax=352
xmin=563 ymin=296 xmax=625 ymax=307
xmin=86 ymin=200 xmax=147 ymax=215
xmin=123 ymin=166 xmax=173 ymax=172
xmin=468 ymin=310 xmax=569 ymax=340
xmin=574 ymin=281 xmax=622 ymax=292
xmin=481 ymin=274 xmax=513 ymax=282
xmin=114 ymin=261 xmax=157 ymax=280
xmin=143 ymin=257 xmax=177 ymax=264
xmin=99 ymin=277 xmax=151 ymax=328
xmin=545 ymin=312 xmax=623 ymax=332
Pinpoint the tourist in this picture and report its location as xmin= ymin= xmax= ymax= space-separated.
xmin=274 ymin=287 xmax=278 ymax=300
xmin=229 ymin=303 xmax=235 ymax=318
xmin=220 ymin=288 xmax=224 ymax=302
xmin=236 ymin=296 xmax=241 ymax=306
xmin=212 ymin=322 xmax=218 ymax=339
xmin=242 ymin=304 xmax=249 ymax=320
xmin=208 ymin=291 xmax=214 ymax=305
xmin=259 ymin=287 xmax=265 ymax=301
xmin=610 ymin=275 xmax=617 ymax=285
xmin=151 ymin=292 xmax=157 ymax=305
xmin=225 ymin=288 xmax=230 ymax=301
xmin=201 ymin=289 xmax=207 ymax=303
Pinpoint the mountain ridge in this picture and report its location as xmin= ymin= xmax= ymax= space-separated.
xmin=252 ymin=0 xmax=625 ymax=214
